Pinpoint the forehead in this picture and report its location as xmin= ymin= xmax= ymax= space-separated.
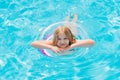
xmin=58 ymin=32 xmax=66 ymax=36
xmin=58 ymin=33 xmax=67 ymax=37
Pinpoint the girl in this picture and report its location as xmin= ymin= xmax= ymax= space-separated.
xmin=31 ymin=15 xmax=95 ymax=53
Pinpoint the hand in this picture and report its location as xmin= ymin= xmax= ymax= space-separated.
xmin=50 ymin=46 xmax=63 ymax=53
xmin=60 ymin=46 xmax=72 ymax=52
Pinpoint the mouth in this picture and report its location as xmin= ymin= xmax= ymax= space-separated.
xmin=60 ymin=44 xmax=66 ymax=46
xmin=59 ymin=44 xmax=67 ymax=47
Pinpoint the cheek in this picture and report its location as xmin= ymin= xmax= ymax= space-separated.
xmin=56 ymin=41 xmax=60 ymax=45
xmin=66 ymin=40 xmax=70 ymax=44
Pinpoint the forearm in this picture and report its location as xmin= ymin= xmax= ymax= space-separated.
xmin=71 ymin=39 xmax=95 ymax=48
xmin=31 ymin=41 xmax=52 ymax=49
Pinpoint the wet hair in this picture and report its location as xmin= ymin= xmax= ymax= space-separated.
xmin=53 ymin=26 xmax=76 ymax=46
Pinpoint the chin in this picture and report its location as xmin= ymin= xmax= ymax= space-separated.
xmin=57 ymin=45 xmax=68 ymax=48
xmin=59 ymin=46 xmax=67 ymax=48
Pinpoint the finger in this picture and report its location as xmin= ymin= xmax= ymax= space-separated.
xmin=57 ymin=49 xmax=62 ymax=53
xmin=54 ymin=50 xmax=59 ymax=53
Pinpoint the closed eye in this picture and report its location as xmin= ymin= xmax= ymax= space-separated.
xmin=58 ymin=38 xmax=61 ymax=40
xmin=64 ymin=38 xmax=68 ymax=40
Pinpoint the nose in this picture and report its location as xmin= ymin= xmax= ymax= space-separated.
xmin=60 ymin=40 xmax=65 ymax=43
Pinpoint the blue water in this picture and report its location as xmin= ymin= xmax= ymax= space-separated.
xmin=0 ymin=0 xmax=120 ymax=80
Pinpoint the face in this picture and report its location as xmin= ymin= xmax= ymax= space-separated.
xmin=56 ymin=33 xmax=70 ymax=48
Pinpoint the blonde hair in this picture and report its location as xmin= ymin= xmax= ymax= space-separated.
xmin=53 ymin=26 xmax=76 ymax=46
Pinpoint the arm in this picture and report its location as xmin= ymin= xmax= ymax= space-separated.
xmin=60 ymin=39 xmax=95 ymax=52
xmin=31 ymin=40 xmax=53 ymax=49
xmin=31 ymin=40 xmax=63 ymax=53
xmin=70 ymin=39 xmax=95 ymax=49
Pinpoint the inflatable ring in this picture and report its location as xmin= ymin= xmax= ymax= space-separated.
xmin=39 ymin=21 xmax=89 ymax=59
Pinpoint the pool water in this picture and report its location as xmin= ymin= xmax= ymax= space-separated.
xmin=0 ymin=0 xmax=120 ymax=80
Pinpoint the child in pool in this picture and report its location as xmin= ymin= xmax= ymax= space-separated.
xmin=31 ymin=15 xmax=95 ymax=53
